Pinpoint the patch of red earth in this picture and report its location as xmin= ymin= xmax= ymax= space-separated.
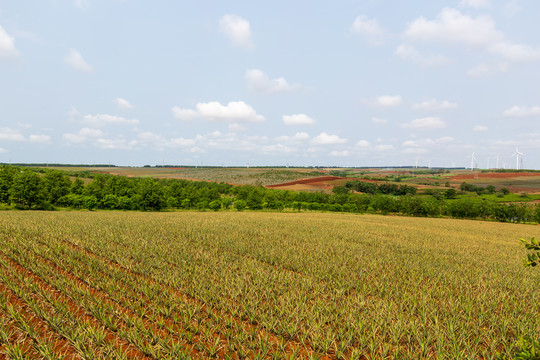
xmin=266 ymin=176 xmax=380 ymax=189
xmin=451 ymin=172 xmax=540 ymax=180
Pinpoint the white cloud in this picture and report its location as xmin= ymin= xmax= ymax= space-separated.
xmin=172 ymin=106 xmax=198 ymax=121
xmin=402 ymin=117 xmax=447 ymax=130
xmin=282 ymin=114 xmax=315 ymax=126
xmin=219 ymin=14 xmax=253 ymax=49
xmin=436 ymin=136 xmax=454 ymax=143
xmin=0 ymin=148 xmax=6 ymax=153
xmin=395 ymin=44 xmax=452 ymax=67
xmin=244 ymin=69 xmax=299 ymax=94
xmin=467 ymin=62 xmax=509 ymax=77
xmin=404 ymin=8 xmax=503 ymax=48
xmin=412 ymin=99 xmax=458 ymax=111
xmin=459 ymin=0 xmax=490 ymax=9
xmin=329 ymin=150 xmax=350 ymax=157
xmin=404 ymin=8 xmax=540 ymax=65
xmin=0 ymin=25 xmax=19 ymax=61
xmin=275 ymin=132 xmax=310 ymax=142
xmin=228 ymin=123 xmax=247 ymax=132
xmin=0 ymin=128 xmax=25 ymax=142
xmin=29 ymin=135 xmax=51 ymax=144
xmin=371 ymin=117 xmax=387 ymax=124
xmin=65 ymin=49 xmax=93 ymax=72
xmin=82 ymin=114 xmax=139 ymax=126
xmin=350 ymin=15 xmax=386 ymax=46
xmin=402 ymin=140 xmax=420 ymax=147
xmin=311 ymin=132 xmax=347 ymax=145
xmin=173 ymin=101 xmax=265 ymax=123
xmin=198 ymin=101 xmax=264 ymax=122
xmin=95 ymin=138 xmax=134 ymax=150
xmin=503 ymin=106 xmax=540 ymax=118
xmin=114 ymin=98 xmax=133 ymax=110
xmin=356 ymin=140 xmax=371 ymax=147
xmin=363 ymin=95 xmax=403 ymax=108
xmin=63 ymin=127 xmax=105 ymax=144
xmin=376 ymin=144 xmax=394 ymax=151
xmin=473 ymin=125 xmax=488 ymax=131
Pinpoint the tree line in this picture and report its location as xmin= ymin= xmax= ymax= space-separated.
xmin=1 ymin=165 xmax=539 ymax=224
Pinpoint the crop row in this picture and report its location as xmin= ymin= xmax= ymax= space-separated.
xmin=1 ymin=211 xmax=539 ymax=359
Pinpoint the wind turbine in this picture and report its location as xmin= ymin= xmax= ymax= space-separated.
xmin=496 ymin=155 xmax=500 ymax=169
xmin=468 ymin=152 xmax=476 ymax=171
xmin=512 ymin=146 xmax=524 ymax=170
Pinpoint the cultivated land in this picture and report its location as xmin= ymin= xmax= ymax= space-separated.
xmin=0 ymin=211 xmax=539 ymax=359
xmin=42 ymin=166 xmax=540 ymax=194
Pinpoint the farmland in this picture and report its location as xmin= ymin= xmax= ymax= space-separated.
xmin=0 ymin=211 xmax=539 ymax=359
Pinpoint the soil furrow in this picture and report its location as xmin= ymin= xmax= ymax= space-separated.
xmin=0 ymin=250 xmax=152 ymax=360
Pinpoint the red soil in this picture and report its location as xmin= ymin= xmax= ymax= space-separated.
xmin=266 ymin=176 xmax=344 ymax=188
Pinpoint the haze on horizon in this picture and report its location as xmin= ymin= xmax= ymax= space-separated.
xmin=1 ymin=0 xmax=539 ymax=169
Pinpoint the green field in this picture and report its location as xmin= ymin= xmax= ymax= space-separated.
xmin=0 ymin=211 xmax=539 ymax=359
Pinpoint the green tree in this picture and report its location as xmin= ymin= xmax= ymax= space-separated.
xmin=137 ymin=178 xmax=165 ymax=211
xmin=0 ymin=165 xmax=18 ymax=203
xmin=208 ymin=200 xmax=221 ymax=211
xmin=234 ymin=199 xmax=247 ymax=211
xmin=10 ymin=170 xmax=44 ymax=209
xmin=70 ymin=177 xmax=84 ymax=195
xmin=43 ymin=170 xmax=71 ymax=204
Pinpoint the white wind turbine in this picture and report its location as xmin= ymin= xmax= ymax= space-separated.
xmin=512 ymin=146 xmax=525 ymax=170
xmin=468 ymin=152 xmax=476 ymax=171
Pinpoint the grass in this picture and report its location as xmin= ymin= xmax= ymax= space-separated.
xmin=0 ymin=211 xmax=539 ymax=359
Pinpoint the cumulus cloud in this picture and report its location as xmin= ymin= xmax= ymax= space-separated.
xmin=282 ymin=114 xmax=315 ymax=126
xmin=244 ymin=69 xmax=300 ymax=94
xmin=0 ymin=25 xmax=20 ymax=61
xmin=63 ymin=127 xmax=105 ymax=144
xmin=65 ymin=49 xmax=93 ymax=72
xmin=467 ymin=62 xmax=509 ymax=77
xmin=275 ymin=132 xmax=310 ymax=142
xmin=436 ymin=136 xmax=454 ymax=143
xmin=29 ymin=135 xmax=51 ymax=144
xmin=356 ymin=140 xmax=371 ymax=147
xmin=350 ymin=15 xmax=386 ymax=46
xmin=311 ymin=132 xmax=347 ymax=145
xmin=402 ymin=117 xmax=447 ymax=130
xmin=172 ymin=101 xmax=265 ymax=123
xmin=404 ymin=8 xmax=540 ymax=65
xmin=412 ymin=99 xmax=458 ymax=111
xmin=395 ymin=44 xmax=452 ymax=67
xmin=172 ymin=107 xmax=198 ymax=121
xmin=219 ymin=14 xmax=253 ymax=49
xmin=95 ymin=137 xmax=135 ymax=150
xmin=363 ymin=95 xmax=403 ymax=108
xmin=459 ymin=0 xmax=490 ymax=9
xmin=82 ymin=114 xmax=139 ymax=126
xmin=376 ymin=144 xmax=394 ymax=151
xmin=473 ymin=125 xmax=488 ymax=131
xmin=503 ymin=106 xmax=540 ymax=118
xmin=114 ymin=98 xmax=133 ymax=110
xmin=0 ymin=128 xmax=25 ymax=142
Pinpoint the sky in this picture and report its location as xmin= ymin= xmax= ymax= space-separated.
xmin=0 ymin=0 xmax=539 ymax=168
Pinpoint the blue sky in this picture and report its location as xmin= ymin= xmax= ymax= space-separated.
xmin=0 ymin=0 xmax=539 ymax=168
